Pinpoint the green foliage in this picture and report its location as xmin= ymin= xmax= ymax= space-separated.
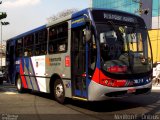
xmin=0 ymin=12 xmax=7 ymax=20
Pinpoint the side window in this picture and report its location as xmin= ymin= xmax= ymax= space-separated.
xmin=23 ymin=34 xmax=34 ymax=57
xmin=35 ymin=29 xmax=47 ymax=56
xmin=16 ymin=39 xmax=23 ymax=57
xmin=49 ymin=22 xmax=68 ymax=54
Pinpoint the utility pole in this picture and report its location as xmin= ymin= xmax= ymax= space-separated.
xmin=0 ymin=22 xmax=9 ymax=68
xmin=0 ymin=1 xmax=8 ymax=70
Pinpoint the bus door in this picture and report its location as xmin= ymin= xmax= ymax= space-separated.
xmin=8 ymin=45 xmax=15 ymax=83
xmin=71 ymin=27 xmax=88 ymax=99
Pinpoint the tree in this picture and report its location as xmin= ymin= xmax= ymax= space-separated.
xmin=0 ymin=12 xmax=7 ymax=20
xmin=47 ymin=8 xmax=78 ymax=23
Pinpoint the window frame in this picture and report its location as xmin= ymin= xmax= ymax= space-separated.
xmin=34 ymin=28 xmax=48 ymax=56
xmin=48 ymin=22 xmax=68 ymax=54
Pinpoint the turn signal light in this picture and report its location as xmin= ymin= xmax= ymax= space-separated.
xmin=65 ymin=56 xmax=70 ymax=67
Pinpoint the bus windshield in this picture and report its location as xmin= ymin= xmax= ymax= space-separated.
xmin=96 ymin=22 xmax=152 ymax=75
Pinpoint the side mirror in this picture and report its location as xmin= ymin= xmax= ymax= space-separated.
xmin=100 ymin=31 xmax=117 ymax=44
xmin=100 ymin=33 xmax=106 ymax=44
xmin=83 ymin=29 xmax=91 ymax=42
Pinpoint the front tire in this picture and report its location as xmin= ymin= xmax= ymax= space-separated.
xmin=16 ymin=75 xmax=24 ymax=93
xmin=54 ymin=79 xmax=65 ymax=104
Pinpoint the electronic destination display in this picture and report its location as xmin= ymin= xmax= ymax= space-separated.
xmin=92 ymin=9 xmax=145 ymax=26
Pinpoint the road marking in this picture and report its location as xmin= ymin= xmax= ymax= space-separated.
xmin=2 ymin=92 xmax=18 ymax=95
xmin=72 ymin=96 xmax=88 ymax=101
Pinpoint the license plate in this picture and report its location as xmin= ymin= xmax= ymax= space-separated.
xmin=134 ymin=79 xmax=144 ymax=84
xmin=127 ymin=88 xmax=136 ymax=93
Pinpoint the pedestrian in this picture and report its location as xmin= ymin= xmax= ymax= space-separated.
xmin=155 ymin=62 xmax=160 ymax=85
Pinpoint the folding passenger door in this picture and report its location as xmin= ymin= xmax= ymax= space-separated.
xmin=71 ymin=26 xmax=88 ymax=100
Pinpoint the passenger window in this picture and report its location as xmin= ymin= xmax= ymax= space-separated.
xmin=35 ymin=29 xmax=47 ymax=56
xmin=16 ymin=39 xmax=23 ymax=57
xmin=23 ymin=34 xmax=34 ymax=57
xmin=48 ymin=22 xmax=68 ymax=54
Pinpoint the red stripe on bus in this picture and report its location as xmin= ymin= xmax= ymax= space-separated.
xmin=20 ymin=60 xmax=28 ymax=88
xmin=92 ymin=68 xmax=100 ymax=83
xmin=92 ymin=67 xmax=111 ymax=85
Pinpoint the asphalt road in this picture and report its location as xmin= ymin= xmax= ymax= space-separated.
xmin=0 ymin=82 xmax=159 ymax=120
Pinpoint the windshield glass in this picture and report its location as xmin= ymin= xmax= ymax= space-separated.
xmin=96 ymin=22 xmax=152 ymax=75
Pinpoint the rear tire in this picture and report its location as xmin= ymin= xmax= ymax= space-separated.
xmin=53 ymin=79 xmax=65 ymax=104
xmin=16 ymin=75 xmax=24 ymax=93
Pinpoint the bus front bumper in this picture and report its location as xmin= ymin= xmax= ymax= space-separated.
xmin=88 ymin=80 xmax=152 ymax=101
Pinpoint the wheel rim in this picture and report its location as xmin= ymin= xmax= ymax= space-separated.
xmin=55 ymin=83 xmax=63 ymax=98
xmin=17 ymin=78 xmax=21 ymax=90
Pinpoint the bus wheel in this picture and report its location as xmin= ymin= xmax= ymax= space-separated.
xmin=16 ymin=76 xmax=24 ymax=93
xmin=54 ymin=79 xmax=65 ymax=104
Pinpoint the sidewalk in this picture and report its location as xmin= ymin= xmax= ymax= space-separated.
xmin=151 ymin=78 xmax=160 ymax=90
xmin=152 ymin=84 xmax=160 ymax=90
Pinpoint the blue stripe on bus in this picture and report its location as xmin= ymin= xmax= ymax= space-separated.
xmin=21 ymin=58 xmax=29 ymax=88
xmin=71 ymin=9 xmax=88 ymax=28
xmin=87 ymin=9 xmax=101 ymax=68
xmin=72 ymin=8 xmax=88 ymax=18
xmin=85 ymin=42 xmax=89 ymax=98
xmin=75 ymin=90 xmax=87 ymax=97
xmin=71 ymin=16 xmax=86 ymax=28
xmin=24 ymin=58 xmax=30 ymax=69
xmin=96 ymin=49 xmax=101 ymax=68
xmin=25 ymin=58 xmax=34 ymax=90
xmin=75 ymin=90 xmax=81 ymax=96
xmin=82 ymin=91 xmax=87 ymax=97
xmin=29 ymin=76 xmax=34 ymax=90
xmin=30 ymin=58 xmax=40 ymax=91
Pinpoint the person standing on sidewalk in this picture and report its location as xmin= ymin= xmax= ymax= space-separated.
xmin=155 ymin=62 xmax=160 ymax=85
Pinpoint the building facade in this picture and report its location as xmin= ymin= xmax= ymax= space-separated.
xmin=91 ymin=0 xmax=160 ymax=63
xmin=91 ymin=0 xmax=139 ymax=15
xmin=152 ymin=0 xmax=160 ymax=29
xmin=91 ymin=0 xmax=153 ymax=28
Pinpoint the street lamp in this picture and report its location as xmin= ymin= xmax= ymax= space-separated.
xmin=1 ymin=21 xmax=9 ymax=70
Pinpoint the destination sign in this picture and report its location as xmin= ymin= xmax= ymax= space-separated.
xmin=91 ymin=10 xmax=141 ymax=25
xmin=104 ymin=13 xmax=136 ymax=23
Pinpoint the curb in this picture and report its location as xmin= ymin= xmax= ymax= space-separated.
xmin=152 ymin=86 xmax=160 ymax=90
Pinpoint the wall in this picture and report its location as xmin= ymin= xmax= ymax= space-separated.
xmin=148 ymin=29 xmax=160 ymax=63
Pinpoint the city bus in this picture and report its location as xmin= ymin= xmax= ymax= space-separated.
xmin=6 ymin=8 xmax=153 ymax=103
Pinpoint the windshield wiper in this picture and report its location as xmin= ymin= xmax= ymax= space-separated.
xmin=107 ymin=22 xmax=134 ymax=72
xmin=107 ymin=21 xmax=124 ymax=43
xmin=124 ymin=26 xmax=134 ymax=72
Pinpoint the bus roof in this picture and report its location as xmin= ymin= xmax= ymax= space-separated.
xmin=72 ymin=8 xmax=141 ymax=18
xmin=90 ymin=8 xmax=141 ymax=18
xmin=7 ymin=25 xmax=46 ymax=42
xmin=7 ymin=8 xmax=142 ymax=42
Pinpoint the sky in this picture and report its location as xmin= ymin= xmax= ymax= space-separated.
xmin=1 ymin=0 xmax=89 ymax=41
